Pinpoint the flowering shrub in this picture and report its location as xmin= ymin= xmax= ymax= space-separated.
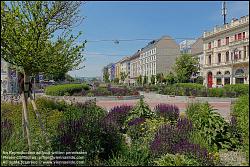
xmin=172 ymin=139 xmax=214 ymax=166
xmin=102 ymin=105 xmax=133 ymax=131
xmin=1 ymin=118 xmax=13 ymax=145
xmin=150 ymin=118 xmax=193 ymax=156
xmin=155 ymin=104 xmax=179 ymax=122
xmin=51 ymin=104 xmax=124 ymax=161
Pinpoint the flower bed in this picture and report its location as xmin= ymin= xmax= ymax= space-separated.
xmin=1 ymin=97 xmax=248 ymax=166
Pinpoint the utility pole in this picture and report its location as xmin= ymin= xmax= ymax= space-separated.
xmin=222 ymin=1 xmax=227 ymax=25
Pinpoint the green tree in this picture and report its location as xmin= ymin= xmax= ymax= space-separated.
xmin=165 ymin=72 xmax=176 ymax=85
xmin=137 ymin=75 xmax=142 ymax=85
xmin=114 ymin=78 xmax=119 ymax=84
xmin=156 ymin=73 xmax=164 ymax=84
xmin=65 ymin=74 xmax=75 ymax=82
xmin=151 ymin=75 xmax=155 ymax=84
xmin=195 ymin=76 xmax=204 ymax=84
xmin=173 ymin=54 xmax=199 ymax=83
xmin=103 ymin=68 xmax=110 ymax=83
xmin=1 ymin=1 xmax=85 ymax=150
xmin=120 ymin=71 xmax=128 ymax=83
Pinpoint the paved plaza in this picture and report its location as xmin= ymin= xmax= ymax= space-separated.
xmin=42 ymin=91 xmax=236 ymax=121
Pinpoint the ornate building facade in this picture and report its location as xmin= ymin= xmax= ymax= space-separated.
xmin=202 ymin=15 xmax=249 ymax=88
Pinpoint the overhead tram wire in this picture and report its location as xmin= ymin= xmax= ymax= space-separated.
xmin=85 ymin=37 xmax=198 ymax=43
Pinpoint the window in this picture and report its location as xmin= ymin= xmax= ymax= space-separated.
xmin=226 ymin=51 xmax=230 ymax=62
xmin=218 ymin=53 xmax=221 ymax=63
xmin=216 ymin=78 xmax=222 ymax=85
xmin=218 ymin=39 xmax=221 ymax=47
xmin=235 ymin=34 xmax=237 ymax=40
xmin=239 ymin=51 xmax=241 ymax=59
xmin=234 ymin=52 xmax=238 ymax=60
xmin=243 ymin=32 xmax=245 ymax=39
xmin=238 ymin=33 xmax=242 ymax=40
xmin=208 ymin=55 xmax=211 ymax=65
xmin=244 ymin=46 xmax=247 ymax=59
xmin=226 ymin=37 xmax=229 ymax=45
xmin=208 ymin=42 xmax=211 ymax=49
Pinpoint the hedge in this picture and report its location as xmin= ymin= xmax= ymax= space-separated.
xmin=45 ymin=84 xmax=89 ymax=96
xmin=223 ymin=84 xmax=249 ymax=96
xmin=158 ymin=83 xmax=248 ymax=98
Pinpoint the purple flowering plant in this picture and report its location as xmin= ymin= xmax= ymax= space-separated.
xmin=155 ymin=103 xmax=179 ymax=122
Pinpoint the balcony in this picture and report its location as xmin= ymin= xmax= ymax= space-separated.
xmin=229 ymin=38 xmax=249 ymax=47
xmin=204 ymin=15 xmax=249 ymax=38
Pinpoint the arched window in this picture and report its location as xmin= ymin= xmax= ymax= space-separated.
xmin=217 ymin=71 xmax=222 ymax=75
xmin=224 ymin=71 xmax=230 ymax=75
xmin=235 ymin=69 xmax=244 ymax=75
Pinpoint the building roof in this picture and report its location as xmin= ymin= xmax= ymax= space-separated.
xmin=141 ymin=35 xmax=175 ymax=51
xmin=129 ymin=50 xmax=140 ymax=60
xmin=119 ymin=56 xmax=131 ymax=63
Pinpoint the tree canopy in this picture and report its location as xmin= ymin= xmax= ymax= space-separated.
xmin=1 ymin=1 xmax=86 ymax=76
xmin=173 ymin=54 xmax=199 ymax=83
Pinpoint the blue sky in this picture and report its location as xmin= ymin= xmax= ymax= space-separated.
xmin=67 ymin=1 xmax=249 ymax=78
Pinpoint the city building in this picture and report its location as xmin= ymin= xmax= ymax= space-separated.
xmin=120 ymin=56 xmax=131 ymax=84
xmin=202 ymin=15 xmax=249 ymax=88
xmin=106 ymin=63 xmax=116 ymax=81
xmin=139 ymin=35 xmax=180 ymax=83
xmin=129 ymin=50 xmax=141 ymax=84
xmin=115 ymin=61 xmax=121 ymax=81
xmin=190 ymin=37 xmax=204 ymax=76
xmin=1 ymin=58 xmax=18 ymax=94
xmin=179 ymin=39 xmax=196 ymax=54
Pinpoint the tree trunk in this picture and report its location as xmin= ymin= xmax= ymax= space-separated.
xmin=29 ymin=93 xmax=50 ymax=144
xmin=23 ymin=72 xmax=32 ymax=151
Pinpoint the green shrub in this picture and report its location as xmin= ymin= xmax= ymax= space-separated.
xmin=207 ymin=88 xmax=225 ymax=97
xmin=125 ymin=97 xmax=157 ymax=127
xmin=175 ymin=83 xmax=205 ymax=90
xmin=106 ymin=143 xmax=151 ymax=166
xmin=36 ymin=97 xmax=67 ymax=112
xmin=45 ymin=84 xmax=89 ymax=96
xmin=140 ymin=118 xmax=167 ymax=144
xmin=232 ymin=95 xmax=249 ymax=162
xmin=224 ymin=84 xmax=249 ymax=96
xmin=186 ymin=102 xmax=241 ymax=152
xmin=154 ymin=153 xmax=201 ymax=166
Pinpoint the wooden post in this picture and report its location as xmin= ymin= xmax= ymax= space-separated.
xmin=22 ymin=108 xmax=26 ymax=138
xmin=21 ymin=92 xmax=32 ymax=151
xmin=23 ymin=72 xmax=32 ymax=151
xmin=29 ymin=93 xmax=50 ymax=144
